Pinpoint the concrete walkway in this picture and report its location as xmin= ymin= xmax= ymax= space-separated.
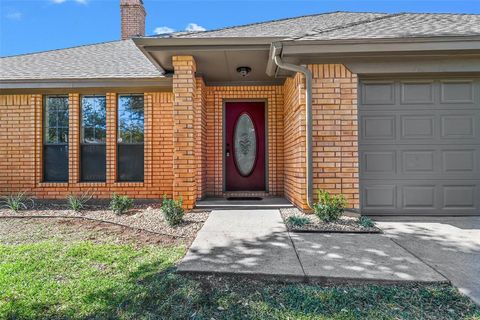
xmin=376 ymin=216 xmax=480 ymax=305
xmin=178 ymin=210 xmax=446 ymax=284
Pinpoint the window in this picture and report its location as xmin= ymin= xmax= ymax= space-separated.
xmin=81 ymin=96 xmax=106 ymax=182
xmin=117 ymin=95 xmax=144 ymax=181
xmin=43 ymin=96 xmax=69 ymax=182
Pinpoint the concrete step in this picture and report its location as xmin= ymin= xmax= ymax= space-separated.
xmin=195 ymin=197 xmax=294 ymax=210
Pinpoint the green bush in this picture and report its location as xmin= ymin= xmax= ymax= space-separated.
xmin=161 ymin=195 xmax=184 ymax=226
xmin=67 ymin=191 xmax=92 ymax=212
xmin=286 ymin=215 xmax=311 ymax=227
xmin=358 ymin=216 xmax=375 ymax=228
xmin=109 ymin=193 xmax=133 ymax=215
xmin=1 ymin=192 xmax=33 ymax=212
xmin=313 ymin=189 xmax=347 ymax=223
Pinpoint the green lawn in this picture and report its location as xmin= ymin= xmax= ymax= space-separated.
xmin=0 ymin=218 xmax=479 ymax=319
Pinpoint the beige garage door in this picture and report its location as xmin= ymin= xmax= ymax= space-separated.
xmin=359 ymin=77 xmax=480 ymax=215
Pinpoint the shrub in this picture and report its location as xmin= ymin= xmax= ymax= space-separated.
xmin=161 ymin=195 xmax=184 ymax=226
xmin=358 ymin=216 xmax=375 ymax=228
xmin=313 ymin=189 xmax=347 ymax=223
xmin=67 ymin=191 xmax=92 ymax=212
xmin=109 ymin=193 xmax=133 ymax=215
xmin=1 ymin=192 xmax=33 ymax=212
xmin=286 ymin=215 xmax=311 ymax=227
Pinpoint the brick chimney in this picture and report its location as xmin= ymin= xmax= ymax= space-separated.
xmin=120 ymin=0 xmax=146 ymax=40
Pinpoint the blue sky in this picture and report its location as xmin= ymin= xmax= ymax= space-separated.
xmin=1 ymin=0 xmax=479 ymax=57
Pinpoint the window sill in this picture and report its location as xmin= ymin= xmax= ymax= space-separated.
xmin=38 ymin=182 xmax=69 ymax=187
xmin=114 ymin=182 xmax=144 ymax=187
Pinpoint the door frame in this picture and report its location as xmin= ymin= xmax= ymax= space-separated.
xmin=222 ymin=99 xmax=268 ymax=193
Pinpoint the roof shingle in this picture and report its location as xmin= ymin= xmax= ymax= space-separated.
xmin=295 ymin=13 xmax=480 ymax=40
xmin=0 ymin=39 xmax=163 ymax=81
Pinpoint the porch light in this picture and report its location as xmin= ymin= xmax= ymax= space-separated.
xmin=236 ymin=66 xmax=252 ymax=77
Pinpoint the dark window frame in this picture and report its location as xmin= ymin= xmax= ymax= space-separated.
xmin=80 ymin=95 xmax=107 ymax=145
xmin=43 ymin=95 xmax=69 ymax=182
xmin=117 ymin=94 xmax=145 ymax=182
xmin=80 ymin=95 xmax=107 ymax=182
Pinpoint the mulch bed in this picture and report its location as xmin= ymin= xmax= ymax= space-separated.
xmin=0 ymin=202 xmax=209 ymax=244
xmin=280 ymin=207 xmax=382 ymax=233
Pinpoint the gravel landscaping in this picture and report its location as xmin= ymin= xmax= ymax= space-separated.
xmin=0 ymin=202 xmax=209 ymax=243
xmin=281 ymin=207 xmax=382 ymax=233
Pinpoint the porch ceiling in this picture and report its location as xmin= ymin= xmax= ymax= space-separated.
xmin=148 ymin=47 xmax=282 ymax=86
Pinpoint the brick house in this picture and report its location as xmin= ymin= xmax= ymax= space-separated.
xmin=1 ymin=1 xmax=479 ymax=215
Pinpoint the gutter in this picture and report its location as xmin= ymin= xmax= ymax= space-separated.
xmin=272 ymin=43 xmax=313 ymax=209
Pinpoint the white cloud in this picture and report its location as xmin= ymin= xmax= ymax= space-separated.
xmin=74 ymin=0 xmax=88 ymax=4
xmin=154 ymin=26 xmax=175 ymax=34
xmin=185 ymin=23 xmax=206 ymax=32
xmin=6 ymin=11 xmax=22 ymax=21
xmin=51 ymin=0 xmax=66 ymax=3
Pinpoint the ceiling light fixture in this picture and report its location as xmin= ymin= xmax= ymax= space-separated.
xmin=236 ymin=66 xmax=252 ymax=77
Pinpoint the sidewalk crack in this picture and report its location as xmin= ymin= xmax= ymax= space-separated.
xmin=286 ymin=230 xmax=308 ymax=282
xmin=388 ymin=236 xmax=450 ymax=283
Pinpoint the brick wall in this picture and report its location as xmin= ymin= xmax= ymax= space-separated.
xmin=204 ymin=85 xmax=284 ymax=197
xmin=310 ymin=64 xmax=359 ymax=208
xmin=172 ymin=56 xmax=198 ymax=209
xmin=0 ymin=95 xmax=36 ymax=193
xmin=283 ymin=64 xmax=359 ymax=209
xmin=283 ymin=73 xmax=308 ymax=209
xmin=0 ymin=63 xmax=359 ymax=211
xmin=0 ymin=92 xmax=173 ymax=199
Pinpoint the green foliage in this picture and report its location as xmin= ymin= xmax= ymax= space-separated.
xmin=109 ymin=193 xmax=133 ymax=215
xmin=358 ymin=216 xmax=375 ymax=228
xmin=313 ymin=189 xmax=347 ymax=223
xmin=0 ymin=240 xmax=477 ymax=319
xmin=286 ymin=215 xmax=311 ymax=227
xmin=0 ymin=192 xmax=33 ymax=212
xmin=161 ymin=195 xmax=184 ymax=226
xmin=67 ymin=191 xmax=92 ymax=212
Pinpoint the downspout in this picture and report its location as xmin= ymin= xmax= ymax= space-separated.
xmin=272 ymin=45 xmax=313 ymax=209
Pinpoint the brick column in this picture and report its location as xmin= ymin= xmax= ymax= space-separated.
xmin=310 ymin=64 xmax=359 ymax=209
xmin=68 ymin=93 xmax=80 ymax=185
xmin=172 ymin=56 xmax=197 ymax=209
xmin=106 ymin=93 xmax=117 ymax=185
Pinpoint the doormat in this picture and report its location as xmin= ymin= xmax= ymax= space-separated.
xmin=226 ymin=197 xmax=263 ymax=201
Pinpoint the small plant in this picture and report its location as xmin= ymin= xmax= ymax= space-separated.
xmin=67 ymin=191 xmax=92 ymax=212
xmin=358 ymin=216 xmax=375 ymax=228
xmin=313 ymin=189 xmax=347 ymax=223
xmin=286 ymin=215 xmax=311 ymax=227
xmin=109 ymin=193 xmax=133 ymax=215
xmin=161 ymin=195 xmax=184 ymax=226
xmin=1 ymin=192 xmax=33 ymax=212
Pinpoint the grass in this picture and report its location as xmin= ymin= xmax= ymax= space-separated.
xmin=0 ymin=219 xmax=479 ymax=319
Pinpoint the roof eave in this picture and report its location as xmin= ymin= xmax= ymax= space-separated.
xmin=267 ymin=36 xmax=480 ymax=76
xmin=0 ymin=77 xmax=171 ymax=89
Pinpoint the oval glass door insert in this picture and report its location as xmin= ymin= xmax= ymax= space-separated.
xmin=234 ymin=113 xmax=257 ymax=176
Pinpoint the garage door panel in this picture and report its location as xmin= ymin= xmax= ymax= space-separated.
xmin=360 ymin=145 xmax=479 ymax=180
xmin=360 ymin=110 xmax=480 ymax=144
xmin=361 ymin=181 xmax=480 ymax=215
xmin=361 ymin=81 xmax=395 ymax=105
xmin=401 ymin=81 xmax=435 ymax=104
xmin=402 ymin=185 xmax=436 ymax=209
xmin=401 ymin=115 xmax=435 ymax=139
xmin=360 ymin=77 xmax=480 ymax=215
xmin=440 ymin=80 xmax=475 ymax=104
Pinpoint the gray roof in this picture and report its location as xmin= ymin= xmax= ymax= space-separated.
xmin=167 ymin=12 xmax=387 ymax=38
xmin=295 ymin=13 xmax=480 ymax=40
xmin=2 ymin=11 xmax=479 ymax=82
xmin=0 ymin=39 xmax=163 ymax=81
xmin=158 ymin=11 xmax=480 ymax=40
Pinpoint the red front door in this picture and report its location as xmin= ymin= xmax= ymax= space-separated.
xmin=225 ymin=102 xmax=265 ymax=191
